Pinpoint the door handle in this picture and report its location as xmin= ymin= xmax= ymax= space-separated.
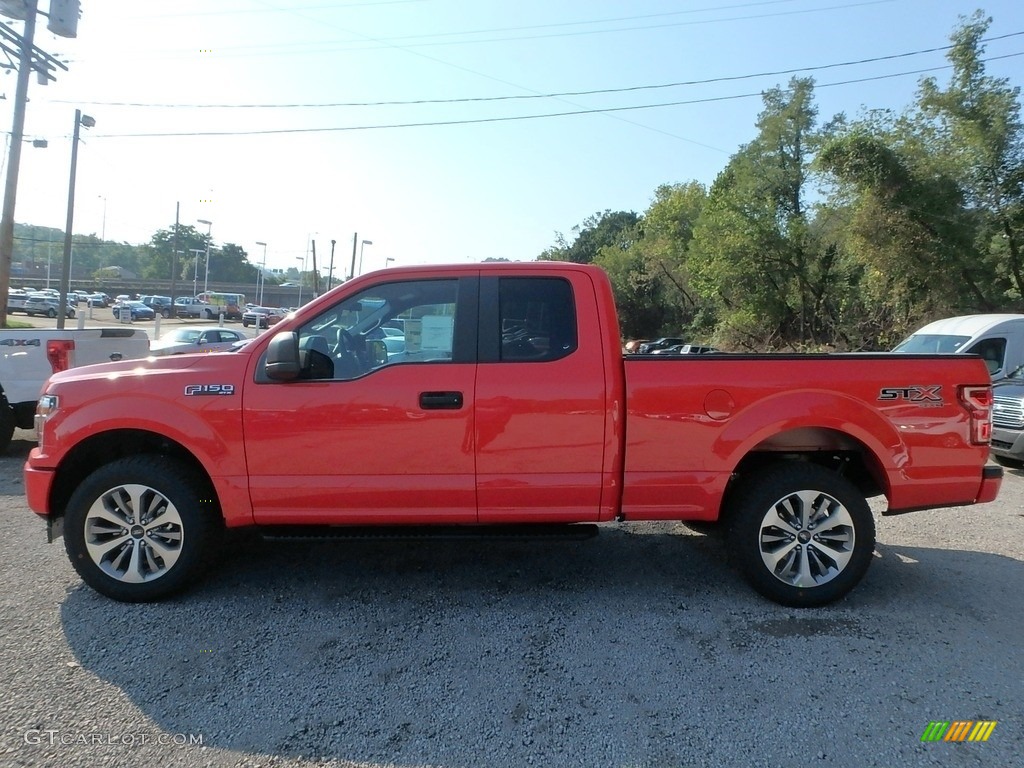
xmin=419 ymin=391 xmax=464 ymax=410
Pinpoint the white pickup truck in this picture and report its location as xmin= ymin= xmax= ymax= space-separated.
xmin=0 ymin=327 xmax=151 ymax=452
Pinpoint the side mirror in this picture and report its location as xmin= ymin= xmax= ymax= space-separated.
xmin=368 ymin=339 xmax=388 ymax=367
xmin=265 ymin=332 xmax=301 ymax=380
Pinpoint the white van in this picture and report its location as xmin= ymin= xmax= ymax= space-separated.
xmin=893 ymin=314 xmax=1024 ymax=381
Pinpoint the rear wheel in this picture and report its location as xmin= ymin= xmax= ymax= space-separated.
xmin=162 ymin=308 xmax=171 ymax=318
xmin=46 ymin=308 xmax=56 ymax=318
xmin=64 ymin=456 xmax=221 ymax=602
xmin=728 ymin=463 xmax=875 ymax=607
xmin=0 ymin=402 xmax=15 ymax=454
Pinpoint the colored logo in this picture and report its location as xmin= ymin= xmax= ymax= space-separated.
xmin=921 ymin=721 xmax=997 ymax=742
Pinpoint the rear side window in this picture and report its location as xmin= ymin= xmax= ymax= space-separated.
xmin=498 ymin=277 xmax=577 ymax=362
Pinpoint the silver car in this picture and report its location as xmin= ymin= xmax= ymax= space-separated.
xmin=148 ymin=326 xmax=249 ymax=356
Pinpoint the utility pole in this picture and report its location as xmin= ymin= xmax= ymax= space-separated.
xmin=310 ymin=239 xmax=319 ymax=298
xmin=348 ymin=232 xmax=358 ymax=282
xmin=170 ymin=202 xmax=180 ymax=314
xmin=0 ymin=0 xmax=38 ymax=328
xmin=327 ymin=239 xmax=336 ymax=290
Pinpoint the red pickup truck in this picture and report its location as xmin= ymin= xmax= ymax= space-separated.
xmin=25 ymin=263 xmax=1001 ymax=606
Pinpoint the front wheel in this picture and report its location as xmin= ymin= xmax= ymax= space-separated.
xmin=727 ymin=463 xmax=875 ymax=607
xmin=162 ymin=308 xmax=171 ymax=318
xmin=46 ymin=308 xmax=57 ymax=318
xmin=64 ymin=456 xmax=222 ymax=602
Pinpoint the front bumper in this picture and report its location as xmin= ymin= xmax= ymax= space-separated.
xmin=24 ymin=458 xmax=60 ymax=540
xmin=991 ymin=426 xmax=1024 ymax=462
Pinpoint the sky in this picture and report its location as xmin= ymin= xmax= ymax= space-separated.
xmin=2 ymin=0 xmax=1022 ymax=279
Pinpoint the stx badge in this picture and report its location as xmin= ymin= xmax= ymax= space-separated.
xmin=184 ymin=384 xmax=235 ymax=396
xmin=878 ymin=385 xmax=942 ymax=404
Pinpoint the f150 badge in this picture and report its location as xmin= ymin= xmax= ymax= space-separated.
xmin=184 ymin=384 xmax=235 ymax=396
xmin=878 ymin=385 xmax=942 ymax=405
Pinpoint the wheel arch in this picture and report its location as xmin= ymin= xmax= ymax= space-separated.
xmin=712 ymin=391 xmax=904 ymax=514
xmin=731 ymin=426 xmax=889 ymax=499
xmin=47 ymin=428 xmax=241 ymax=528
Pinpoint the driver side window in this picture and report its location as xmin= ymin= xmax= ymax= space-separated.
xmin=296 ymin=279 xmax=459 ymax=381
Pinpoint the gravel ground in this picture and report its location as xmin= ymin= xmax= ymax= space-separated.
xmin=1 ymin=427 xmax=1021 ymax=768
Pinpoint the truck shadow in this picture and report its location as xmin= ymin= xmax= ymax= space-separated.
xmin=58 ymin=530 xmax=1024 ymax=766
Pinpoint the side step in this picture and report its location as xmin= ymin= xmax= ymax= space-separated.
xmin=259 ymin=523 xmax=600 ymax=542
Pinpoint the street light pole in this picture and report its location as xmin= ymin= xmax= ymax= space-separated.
xmin=255 ymin=241 xmax=267 ymax=305
xmin=58 ymin=109 xmax=95 ymax=330
xmin=358 ymin=239 xmax=373 ymax=276
xmin=296 ymin=256 xmax=305 ymax=305
xmin=190 ymin=248 xmax=205 ymax=296
xmin=197 ymin=219 xmax=212 ymax=295
xmin=98 ymin=195 xmax=107 ymax=241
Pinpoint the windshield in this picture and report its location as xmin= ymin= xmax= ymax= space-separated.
xmin=892 ymin=334 xmax=971 ymax=353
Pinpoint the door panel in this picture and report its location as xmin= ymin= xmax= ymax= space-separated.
xmin=244 ymin=277 xmax=478 ymax=524
xmin=474 ymin=275 xmax=609 ymax=523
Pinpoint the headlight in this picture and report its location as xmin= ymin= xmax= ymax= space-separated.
xmin=35 ymin=394 xmax=59 ymax=450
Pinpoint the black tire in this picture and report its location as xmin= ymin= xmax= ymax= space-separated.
xmin=242 ymin=320 xmax=249 ymax=327
xmin=727 ymin=463 xmax=875 ymax=607
xmin=64 ymin=456 xmax=222 ymax=602
xmin=46 ymin=308 xmax=57 ymax=318
xmin=0 ymin=402 xmax=15 ymax=455
xmin=162 ymin=308 xmax=171 ymax=318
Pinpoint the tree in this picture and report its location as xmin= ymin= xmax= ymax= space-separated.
xmin=918 ymin=11 xmax=1024 ymax=305
xmin=690 ymin=78 xmax=849 ymax=349
xmin=817 ymin=12 xmax=1024 ymax=342
xmin=143 ymin=225 xmax=209 ymax=284
xmin=539 ymin=210 xmax=640 ymax=264
xmin=596 ymin=182 xmax=711 ymax=341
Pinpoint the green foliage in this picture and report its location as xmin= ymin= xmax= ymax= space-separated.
xmin=540 ymin=211 xmax=640 ymax=264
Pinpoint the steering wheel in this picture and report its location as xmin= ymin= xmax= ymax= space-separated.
xmin=332 ymin=329 xmax=356 ymax=356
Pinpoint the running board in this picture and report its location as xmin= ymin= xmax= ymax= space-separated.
xmin=259 ymin=523 xmax=600 ymax=542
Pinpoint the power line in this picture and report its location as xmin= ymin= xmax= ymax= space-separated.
xmin=86 ymin=52 xmax=1024 ymax=140
xmin=65 ymin=0 xmax=897 ymax=63
xmin=55 ymin=31 xmax=1024 ymax=111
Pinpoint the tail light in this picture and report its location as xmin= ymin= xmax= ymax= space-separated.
xmin=959 ymin=385 xmax=993 ymax=445
xmin=46 ymin=339 xmax=74 ymax=373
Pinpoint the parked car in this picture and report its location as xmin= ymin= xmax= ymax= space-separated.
xmin=140 ymin=295 xmax=175 ymax=318
xmin=242 ymin=306 xmax=287 ymax=329
xmin=991 ymin=363 xmax=1024 ymax=468
xmin=893 ymin=314 xmax=1024 ymax=382
xmin=6 ymin=288 xmax=29 ymax=313
xmin=24 ymin=294 xmax=76 ymax=319
xmin=173 ymin=296 xmax=209 ymax=318
xmin=149 ymin=326 xmax=248 ymax=356
xmin=652 ymin=344 xmax=720 ymax=355
xmin=85 ymin=293 xmax=111 ymax=308
xmin=638 ymin=337 xmax=686 ymax=354
xmin=112 ymin=301 xmax=155 ymax=321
